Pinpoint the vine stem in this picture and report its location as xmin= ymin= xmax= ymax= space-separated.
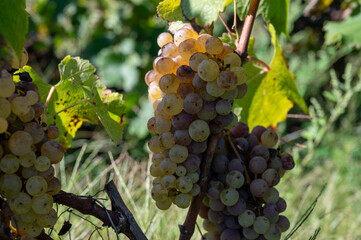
xmin=218 ymin=14 xmax=236 ymax=45
xmin=179 ymin=133 xmax=221 ymax=240
xmin=236 ymin=0 xmax=261 ymax=62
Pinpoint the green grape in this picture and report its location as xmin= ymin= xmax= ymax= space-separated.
xmin=0 ymin=154 xmax=19 ymax=174
xmin=0 ymin=75 xmax=15 ymax=98
xmin=152 ymin=153 xmax=165 ymax=165
xmin=186 ymin=172 xmax=199 ymax=183
xmin=161 ymin=42 xmax=178 ymax=58
xmin=26 ymin=176 xmax=48 ymax=197
xmin=155 ymin=117 xmax=172 ymax=134
xmin=178 ymin=38 xmax=201 ymax=60
xmin=220 ymin=188 xmax=239 ymax=206
xmin=205 ymin=37 xmax=223 ymax=55
xmin=189 ymin=52 xmax=208 ymax=71
xmin=225 ymin=170 xmax=245 ymax=188
xmin=242 ymin=228 xmax=259 ymax=240
xmin=155 ymin=57 xmax=178 ymax=75
xmin=176 ymin=176 xmax=193 ymax=193
xmin=188 ymin=120 xmax=210 ymax=142
xmin=216 ymin=99 xmax=232 ymax=115
xmin=24 ymin=222 xmax=43 ymax=237
xmin=21 ymin=166 xmax=37 ymax=179
xmin=161 ymin=93 xmax=183 ymax=116
xmin=161 ymin=175 xmax=176 ymax=188
xmin=159 ymin=74 xmax=180 ymax=94
xmin=148 ymin=136 xmax=164 ymax=154
xmin=230 ymin=66 xmax=247 ymax=85
xmin=148 ymin=81 xmax=162 ymax=99
xmin=175 ymin=165 xmax=187 ymax=177
xmin=25 ymin=90 xmax=39 ymax=105
xmin=238 ymin=209 xmax=256 ymax=227
xmin=19 ymin=152 xmax=36 ymax=168
xmin=19 ymin=107 xmax=35 ymax=123
xmin=224 ymin=53 xmax=242 ymax=67
xmin=41 ymin=141 xmax=64 ymax=164
xmin=262 ymin=187 xmax=279 ymax=203
xmin=11 ymin=96 xmax=31 ymax=116
xmin=189 ymin=183 xmax=200 ymax=196
xmin=174 ymin=193 xmax=191 ymax=208
xmin=9 ymin=192 xmax=32 ymax=214
xmin=0 ymin=117 xmax=7 ymax=134
xmin=0 ymin=98 xmax=11 ymax=118
xmin=253 ymin=216 xmax=270 ymax=234
xmin=46 ymin=177 xmax=61 ymax=195
xmin=160 ymin=158 xmax=177 ymax=175
xmin=198 ymin=59 xmax=220 ymax=82
xmin=20 ymin=210 xmax=37 ymax=223
xmin=34 ymin=156 xmax=51 ymax=172
xmin=36 ymin=208 xmax=58 ymax=228
xmin=217 ymin=43 xmax=234 ymax=60
xmin=221 ymin=87 xmax=238 ymax=100
xmin=8 ymin=131 xmax=33 ymax=156
xmin=263 ymin=224 xmax=281 ymax=240
xmin=150 ymin=163 xmax=162 ymax=177
xmin=217 ymin=71 xmax=238 ymax=90
xmin=0 ymin=174 xmax=22 ymax=198
xmin=174 ymin=28 xmax=196 ymax=46
xmin=261 ymin=129 xmax=279 ymax=148
xmin=206 ymin=81 xmax=225 ymax=97
xmin=159 ymin=132 xmax=175 ymax=149
xmin=31 ymin=193 xmax=53 ymax=215
xmin=169 ymin=144 xmax=188 ymax=163
xmin=157 ymin=32 xmax=173 ymax=48
xmin=197 ymin=33 xmax=212 ymax=52
xmin=24 ymin=122 xmax=45 ymax=144
xmin=155 ymin=196 xmax=172 ymax=210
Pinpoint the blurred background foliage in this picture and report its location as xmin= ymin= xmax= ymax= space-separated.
xmin=23 ymin=0 xmax=361 ymax=239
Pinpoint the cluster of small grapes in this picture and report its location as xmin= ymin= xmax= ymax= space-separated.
xmin=0 ymin=69 xmax=63 ymax=238
xmin=145 ymin=24 xmax=248 ymax=210
xmin=200 ymin=122 xmax=294 ymax=240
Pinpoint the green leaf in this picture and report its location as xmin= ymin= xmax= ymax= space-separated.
xmin=19 ymin=57 xmax=125 ymax=148
xmin=0 ymin=0 xmax=28 ymax=58
xmin=157 ymin=0 xmax=184 ymax=22
xmin=236 ymin=0 xmax=289 ymax=36
xmin=181 ymin=0 xmax=232 ymax=26
xmin=324 ymin=14 xmax=361 ymax=48
xmin=234 ymin=24 xmax=308 ymax=129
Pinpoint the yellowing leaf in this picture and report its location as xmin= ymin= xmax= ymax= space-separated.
xmin=157 ymin=0 xmax=184 ymax=22
xmin=234 ymin=24 xmax=308 ymax=130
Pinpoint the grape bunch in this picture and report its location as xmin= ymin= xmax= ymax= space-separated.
xmin=0 ymin=69 xmax=63 ymax=238
xmin=199 ymin=122 xmax=294 ymax=240
xmin=145 ymin=24 xmax=248 ymax=210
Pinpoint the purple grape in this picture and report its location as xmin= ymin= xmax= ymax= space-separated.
xmin=236 ymin=83 xmax=248 ymax=98
xmin=231 ymin=121 xmax=249 ymax=138
xmin=207 ymin=187 xmax=221 ymax=199
xmin=249 ymin=157 xmax=267 ymax=174
xmin=212 ymin=154 xmax=229 ymax=173
xmin=238 ymin=188 xmax=249 ymax=201
xmin=171 ymin=111 xmax=192 ymax=130
xmin=177 ymin=65 xmax=195 ymax=84
xmin=217 ymin=223 xmax=227 ymax=232
xmin=277 ymin=215 xmax=290 ymax=232
xmin=234 ymin=137 xmax=249 ymax=152
xmin=242 ymin=228 xmax=259 ymax=239
xmin=209 ymin=120 xmax=224 ymax=134
xmin=280 ymin=153 xmax=295 ymax=170
xmin=262 ymin=169 xmax=280 ymax=186
xmin=263 ymin=203 xmax=278 ymax=218
xmin=212 ymin=113 xmax=234 ymax=128
xmin=250 ymin=145 xmax=270 ymax=161
xmin=183 ymin=93 xmax=203 ymax=114
xmin=227 ymin=198 xmax=246 ymax=216
xmin=269 ymin=148 xmax=278 ymax=158
xmin=276 ymin=198 xmax=287 ymax=213
xmin=209 ymin=199 xmax=226 ymax=212
xmin=208 ymin=209 xmax=225 ymax=224
xmin=268 ymin=157 xmax=283 ymax=171
xmin=247 ymin=134 xmax=259 ymax=149
xmin=224 ymin=216 xmax=240 ymax=229
xmin=174 ymin=129 xmax=192 ymax=146
xmin=221 ymin=228 xmax=241 ymax=240
xmin=264 ymin=224 xmax=281 ymax=240
xmin=188 ymin=140 xmax=207 ymax=154
xmin=215 ymin=137 xmax=228 ymax=155
xmin=182 ymin=154 xmax=201 ymax=173
xmin=250 ymin=179 xmax=269 ymax=197
xmin=228 ymin=158 xmax=244 ymax=172
xmin=192 ymin=73 xmax=207 ymax=89
xmin=251 ymin=126 xmax=267 ymax=141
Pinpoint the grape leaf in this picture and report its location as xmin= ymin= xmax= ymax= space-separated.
xmin=234 ymin=24 xmax=308 ymax=130
xmin=0 ymin=0 xmax=28 ymax=58
xmin=236 ymin=0 xmax=289 ymax=36
xmin=324 ymin=14 xmax=361 ymax=48
xmin=180 ymin=0 xmax=233 ymax=26
xmin=18 ymin=57 xmax=125 ymax=148
xmin=157 ymin=0 xmax=184 ymax=22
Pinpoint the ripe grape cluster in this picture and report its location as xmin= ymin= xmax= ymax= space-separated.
xmin=200 ymin=122 xmax=294 ymax=240
xmin=145 ymin=24 xmax=248 ymax=210
xmin=0 ymin=69 xmax=63 ymax=238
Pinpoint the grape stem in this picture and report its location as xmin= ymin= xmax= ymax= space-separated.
xmin=179 ymin=133 xmax=221 ymax=240
xmin=236 ymin=0 xmax=261 ymax=63
xmin=218 ymin=14 xmax=236 ymax=45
